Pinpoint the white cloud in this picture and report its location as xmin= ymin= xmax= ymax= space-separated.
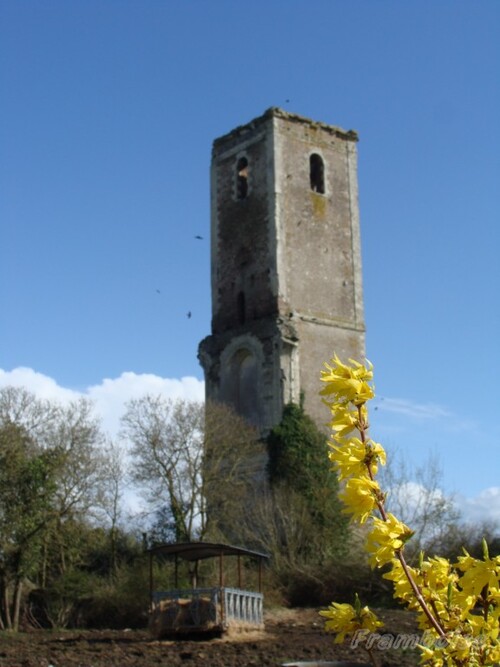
xmin=0 ymin=367 xmax=205 ymax=439
xmin=0 ymin=367 xmax=82 ymax=404
xmin=387 ymin=480 xmax=448 ymax=510
xmin=375 ymin=397 xmax=451 ymax=420
xmin=459 ymin=487 xmax=500 ymax=528
xmin=387 ymin=481 xmax=500 ymax=534
xmin=87 ymin=372 xmax=205 ymax=439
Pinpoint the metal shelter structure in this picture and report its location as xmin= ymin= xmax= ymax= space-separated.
xmin=148 ymin=541 xmax=269 ymax=637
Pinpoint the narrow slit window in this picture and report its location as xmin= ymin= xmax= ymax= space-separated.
xmin=236 ymin=157 xmax=248 ymax=199
xmin=237 ymin=291 xmax=246 ymax=324
xmin=310 ymin=153 xmax=325 ymax=194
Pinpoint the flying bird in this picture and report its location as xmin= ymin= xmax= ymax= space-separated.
xmin=194 ymin=235 xmax=203 ymax=240
xmin=187 ymin=311 xmax=192 ymax=319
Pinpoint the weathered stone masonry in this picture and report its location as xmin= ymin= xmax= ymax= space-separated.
xmin=198 ymin=107 xmax=365 ymax=435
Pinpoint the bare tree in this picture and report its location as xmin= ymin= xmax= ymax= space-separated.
xmin=121 ymin=396 xmax=205 ymax=542
xmin=236 ymin=485 xmax=317 ymax=574
xmin=96 ymin=439 xmax=126 ymax=574
xmin=378 ymin=449 xmax=460 ymax=559
xmin=0 ymin=386 xmax=58 ymax=445
xmin=51 ymin=398 xmax=106 ymax=518
xmin=201 ymin=400 xmax=264 ymax=540
xmin=120 ymin=396 xmax=263 ymax=544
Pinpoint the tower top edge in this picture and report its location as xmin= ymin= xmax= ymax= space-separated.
xmin=212 ymin=107 xmax=359 ymax=151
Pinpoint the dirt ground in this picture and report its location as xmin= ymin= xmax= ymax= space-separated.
xmin=0 ymin=607 xmax=420 ymax=667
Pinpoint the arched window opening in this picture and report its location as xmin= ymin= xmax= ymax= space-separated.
xmin=236 ymin=157 xmax=248 ymax=199
xmin=237 ymin=291 xmax=246 ymax=325
xmin=309 ymin=153 xmax=325 ymax=194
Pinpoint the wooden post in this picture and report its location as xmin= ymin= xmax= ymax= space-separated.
xmin=219 ymin=552 xmax=224 ymax=624
xmin=149 ymin=550 xmax=154 ymax=612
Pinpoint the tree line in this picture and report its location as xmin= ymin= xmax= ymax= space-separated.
xmin=0 ymin=385 xmax=497 ymax=631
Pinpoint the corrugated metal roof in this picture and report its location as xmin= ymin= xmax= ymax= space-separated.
xmin=148 ymin=541 xmax=269 ymax=562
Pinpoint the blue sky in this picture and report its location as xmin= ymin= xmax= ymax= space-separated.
xmin=1 ymin=1 xmax=499 ymax=524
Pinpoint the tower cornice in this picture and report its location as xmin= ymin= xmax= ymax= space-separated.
xmin=213 ymin=107 xmax=358 ymax=156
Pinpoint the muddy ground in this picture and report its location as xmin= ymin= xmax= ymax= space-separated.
xmin=0 ymin=608 xmax=420 ymax=667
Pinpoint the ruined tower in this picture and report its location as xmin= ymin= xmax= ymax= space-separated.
xmin=198 ymin=108 xmax=365 ymax=434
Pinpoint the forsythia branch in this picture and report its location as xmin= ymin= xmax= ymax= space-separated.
xmin=319 ymin=356 xmax=500 ymax=667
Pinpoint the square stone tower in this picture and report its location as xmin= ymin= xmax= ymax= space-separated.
xmin=198 ymin=108 xmax=365 ymax=434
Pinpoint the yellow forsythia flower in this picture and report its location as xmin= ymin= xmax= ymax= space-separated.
xmin=420 ymin=556 xmax=456 ymax=592
xmin=417 ymin=643 xmax=445 ymax=666
xmin=485 ymin=642 xmax=500 ymax=665
xmin=366 ymin=439 xmax=386 ymax=468
xmin=328 ymin=437 xmax=367 ymax=480
xmin=319 ymin=601 xmax=382 ymax=644
xmin=327 ymin=404 xmax=363 ymax=437
xmin=320 ymin=355 xmax=374 ymax=405
xmin=455 ymin=549 xmax=500 ymax=598
xmin=383 ymin=559 xmax=419 ymax=606
xmin=446 ymin=633 xmax=472 ymax=663
xmin=328 ymin=437 xmax=386 ymax=481
xmin=365 ymin=513 xmax=414 ymax=567
xmin=466 ymin=612 xmax=500 ymax=643
xmin=339 ymin=476 xmax=381 ymax=523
